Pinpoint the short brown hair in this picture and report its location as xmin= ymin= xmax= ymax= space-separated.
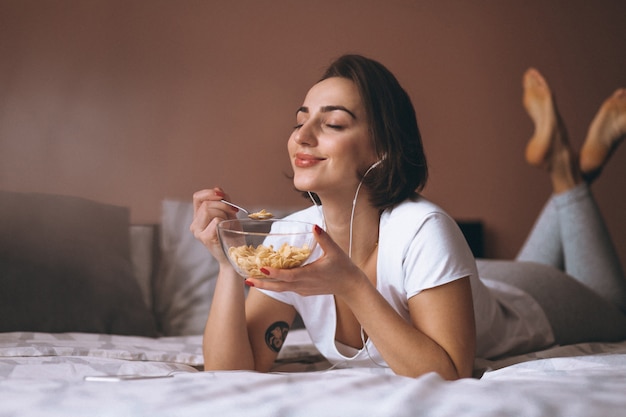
xmin=316 ymin=54 xmax=428 ymax=210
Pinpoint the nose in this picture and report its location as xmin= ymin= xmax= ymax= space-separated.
xmin=293 ymin=120 xmax=317 ymax=146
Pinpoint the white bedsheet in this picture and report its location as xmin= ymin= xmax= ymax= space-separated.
xmin=1 ymin=330 xmax=625 ymax=417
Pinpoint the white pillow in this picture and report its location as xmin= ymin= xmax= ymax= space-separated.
xmin=153 ymin=200 xmax=220 ymax=336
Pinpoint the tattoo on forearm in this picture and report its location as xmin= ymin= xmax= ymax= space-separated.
xmin=265 ymin=321 xmax=289 ymax=353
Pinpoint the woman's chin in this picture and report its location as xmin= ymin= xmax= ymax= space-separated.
xmin=293 ymin=179 xmax=317 ymax=193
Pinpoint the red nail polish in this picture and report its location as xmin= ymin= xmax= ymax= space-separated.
xmin=260 ymin=268 xmax=270 ymax=275
xmin=245 ymin=280 xmax=254 ymax=287
xmin=314 ymin=224 xmax=323 ymax=235
xmin=215 ymin=190 xmax=225 ymax=197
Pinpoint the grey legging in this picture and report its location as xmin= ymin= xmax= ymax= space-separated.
xmin=477 ymin=183 xmax=626 ymax=345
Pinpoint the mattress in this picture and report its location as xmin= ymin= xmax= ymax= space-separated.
xmin=1 ymin=329 xmax=625 ymax=417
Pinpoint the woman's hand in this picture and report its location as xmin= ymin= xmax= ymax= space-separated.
xmin=189 ymin=187 xmax=240 ymax=266
xmin=245 ymin=225 xmax=369 ymax=297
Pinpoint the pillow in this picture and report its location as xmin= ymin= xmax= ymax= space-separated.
xmin=153 ymin=200 xmax=220 ymax=336
xmin=0 ymin=191 xmax=157 ymax=336
xmin=129 ymin=224 xmax=158 ymax=310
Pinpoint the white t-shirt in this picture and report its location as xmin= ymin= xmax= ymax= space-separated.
xmin=260 ymin=196 xmax=554 ymax=365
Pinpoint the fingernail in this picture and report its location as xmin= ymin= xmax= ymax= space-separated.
xmin=245 ymin=280 xmax=255 ymax=287
xmin=260 ymin=268 xmax=270 ymax=275
xmin=215 ymin=190 xmax=225 ymax=197
xmin=314 ymin=224 xmax=323 ymax=235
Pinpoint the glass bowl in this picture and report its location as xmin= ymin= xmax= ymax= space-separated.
xmin=217 ymin=218 xmax=319 ymax=278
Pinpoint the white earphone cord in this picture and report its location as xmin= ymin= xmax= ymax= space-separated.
xmin=308 ymin=160 xmax=388 ymax=368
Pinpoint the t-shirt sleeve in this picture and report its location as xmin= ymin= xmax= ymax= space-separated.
xmin=403 ymin=212 xmax=477 ymax=299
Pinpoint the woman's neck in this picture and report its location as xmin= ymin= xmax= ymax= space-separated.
xmin=319 ymin=194 xmax=381 ymax=266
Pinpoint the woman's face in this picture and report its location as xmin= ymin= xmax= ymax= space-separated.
xmin=288 ymin=77 xmax=378 ymax=199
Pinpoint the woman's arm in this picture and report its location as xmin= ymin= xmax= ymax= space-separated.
xmin=202 ymin=266 xmax=254 ymax=370
xmin=190 ymin=188 xmax=297 ymax=371
xmin=245 ymin=288 xmax=298 ymax=372
xmin=202 ymin=273 xmax=297 ymax=371
xmin=343 ymin=275 xmax=475 ymax=379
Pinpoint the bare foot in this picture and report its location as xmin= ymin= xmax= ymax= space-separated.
xmin=523 ymin=68 xmax=560 ymax=167
xmin=522 ymin=68 xmax=581 ymax=192
xmin=580 ymin=88 xmax=626 ymax=180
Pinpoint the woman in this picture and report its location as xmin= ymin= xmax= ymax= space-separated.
xmin=191 ymin=55 xmax=626 ymax=379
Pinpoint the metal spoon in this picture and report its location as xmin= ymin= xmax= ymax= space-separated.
xmin=220 ymin=199 xmax=250 ymax=214
xmin=220 ymin=200 xmax=274 ymax=220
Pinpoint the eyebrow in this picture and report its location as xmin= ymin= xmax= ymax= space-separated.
xmin=296 ymin=105 xmax=357 ymax=119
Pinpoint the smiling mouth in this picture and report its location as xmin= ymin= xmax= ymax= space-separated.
xmin=294 ymin=153 xmax=325 ymax=167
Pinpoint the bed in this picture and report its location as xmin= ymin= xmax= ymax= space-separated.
xmin=1 ymin=191 xmax=625 ymax=417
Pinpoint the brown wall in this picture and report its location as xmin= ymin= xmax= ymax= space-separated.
xmin=1 ymin=0 xmax=625 ymax=264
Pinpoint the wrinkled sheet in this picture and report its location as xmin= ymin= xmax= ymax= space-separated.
xmin=1 ymin=330 xmax=625 ymax=417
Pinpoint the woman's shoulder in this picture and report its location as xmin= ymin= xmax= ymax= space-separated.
xmin=382 ymin=193 xmax=454 ymax=225
xmin=380 ymin=194 xmax=463 ymax=251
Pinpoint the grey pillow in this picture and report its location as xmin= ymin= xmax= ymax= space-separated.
xmin=0 ymin=191 xmax=157 ymax=336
